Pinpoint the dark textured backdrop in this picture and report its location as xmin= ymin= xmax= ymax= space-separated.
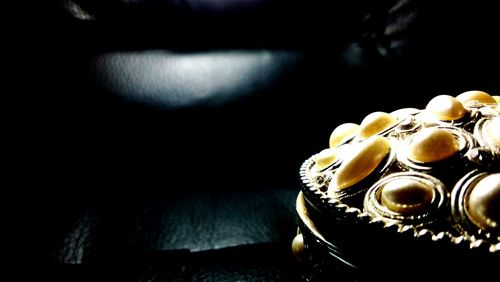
xmin=10 ymin=1 xmax=500 ymax=281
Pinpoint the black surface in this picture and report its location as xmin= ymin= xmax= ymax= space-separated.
xmin=11 ymin=1 xmax=500 ymax=281
xmin=41 ymin=243 xmax=303 ymax=282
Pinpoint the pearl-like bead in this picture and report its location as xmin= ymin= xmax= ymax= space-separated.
xmin=493 ymin=96 xmax=500 ymax=103
xmin=330 ymin=136 xmax=390 ymax=191
xmin=467 ymin=173 xmax=500 ymax=231
xmin=329 ymin=123 xmax=359 ymax=148
xmin=456 ymin=90 xmax=496 ymax=105
xmin=313 ymin=148 xmax=338 ymax=171
xmin=425 ymin=95 xmax=467 ymax=121
xmin=408 ymin=128 xmax=459 ymax=163
xmin=291 ymin=233 xmax=306 ymax=261
xmin=488 ymin=117 xmax=500 ymax=147
xmin=359 ymin=112 xmax=397 ymax=138
xmin=390 ymin=108 xmax=420 ymax=120
xmin=380 ymin=178 xmax=434 ymax=214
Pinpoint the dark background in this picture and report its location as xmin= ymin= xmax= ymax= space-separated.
xmin=10 ymin=0 xmax=500 ymax=281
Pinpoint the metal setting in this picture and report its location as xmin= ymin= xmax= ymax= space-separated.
xmin=364 ymin=172 xmax=448 ymax=226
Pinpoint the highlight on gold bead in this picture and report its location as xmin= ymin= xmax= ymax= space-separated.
xmin=329 ymin=136 xmax=390 ymax=191
xmin=466 ymin=173 xmax=500 ymax=231
xmin=456 ymin=90 xmax=496 ymax=105
xmin=329 ymin=123 xmax=360 ymax=148
xmin=408 ymin=128 xmax=460 ymax=163
xmin=488 ymin=117 xmax=500 ymax=147
xmin=291 ymin=233 xmax=306 ymax=261
xmin=380 ymin=178 xmax=434 ymax=215
xmin=358 ymin=112 xmax=397 ymax=139
xmin=312 ymin=148 xmax=338 ymax=171
xmin=390 ymin=108 xmax=420 ymax=120
xmin=425 ymin=95 xmax=467 ymax=121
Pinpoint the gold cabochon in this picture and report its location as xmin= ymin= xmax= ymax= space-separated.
xmin=456 ymin=90 xmax=496 ymax=105
xmin=358 ymin=112 xmax=397 ymax=139
xmin=425 ymin=95 xmax=467 ymax=121
xmin=380 ymin=178 xmax=434 ymax=215
xmin=408 ymin=128 xmax=460 ymax=163
xmin=329 ymin=136 xmax=390 ymax=192
xmin=466 ymin=173 xmax=500 ymax=231
xmin=329 ymin=123 xmax=360 ymax=148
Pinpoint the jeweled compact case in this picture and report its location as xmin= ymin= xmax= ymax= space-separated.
xmin=295 ymin=91 xmax=499 ymax=281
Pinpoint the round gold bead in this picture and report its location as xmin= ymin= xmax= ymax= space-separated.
xmin=312 ymin=148 xmax=338 ymax=171
xmin=330 ymin=136 xmax=390 ymax=191
xmin=408 ymin=128 xmax=459 ymax=163
xmin=380 ymin=178 xmax=434 ymax=214
xmin=359 ymin=112 xmax=397 ymax=138
xmin=456 ymin=90 xmax=496 ymax=105
xmin=487 ymin=117 xmax=500 ymax=147
xmin=329 ymin=123 xmax=359 ymax=148
xmin=425 ymin=95 xmax=467 ymax=121
xmin=291 ymin=233 xmax=306 ymax=261
xmin=467 ymin=173 xmax=500 ymax=231
xmin=390 ymin=108 xmax=420 ymax=120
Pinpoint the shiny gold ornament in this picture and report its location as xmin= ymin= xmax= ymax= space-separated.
xmin=466 ymin=173 xmax=500 ymax=231
xmin=312 ymin=148 xmax=339 ymax=171
xmin=425 ymin=95 xmax=467 ymax=121
xmin=358 ymin=112 xmax=397 ymax=139
xmin=291 ymin=233 xmax=306 ymax=261
xmin=408 ymin=128 xmax=460 ymax=163
xmin=380 ymin=178 xmax=434 ymax=215
xmin=473 ymin=116 xmax=500 ymax=154
xmin=364 ymin=172 xmax=447 ymax=225
xmin=488 ymin=117 xmax=500 ymax=147
xmin=452 ymin=171 xmax=500 ymax=243
xmin=299 ymin=91 xmax=500 ymax=258
xmin=390 ymin=108 xmax=420 ymax=120
xmin=329 ymin=123 xmax=359 ymax=148
xmin=456 ymin=90 xmax=496 ymax=105
xmin=329 ymin=136 xmax=390 ymax=191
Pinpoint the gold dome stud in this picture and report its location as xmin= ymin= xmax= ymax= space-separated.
xmin=390 ymin=108 xmax=420 ymax=120
xmin=467 ymin=173 xmax=500 ymax=231
xmin=364 ymin=172 xmax=447 ymax=225
xmin=329 ymin=136 xmax=390 ymax=191
xmin=291 ymin=233 xmax=306 ymax=262
xmin=312 ymin=148 xmax=338 ymax=171
xmin=329 ymin=123 xmax=359 ymax=148
xmin=425 ymin=95 xmax=468 ymax=121
xmin=408 ymin=128 xmax=460 ymax=163
xmin=487 ymin=117 xmax=500 ymax=147
xmin=380 ymin=178 xmax=434 ymax=215
xmin=359 ymin=112 xmax=398 ymax=139
xmin=456 ymin=90 xmax=496 ymax=105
